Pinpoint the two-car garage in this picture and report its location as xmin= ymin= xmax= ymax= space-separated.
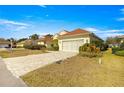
xmin=59 ymin=38 xmax=89 ymax=52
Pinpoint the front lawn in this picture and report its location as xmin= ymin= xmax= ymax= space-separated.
xmin=0 ymin=48 xmax=47 ymax=58
xmin=21 ymin=50 xmax=124 ymax=87
xmin=115 ymin=50 xmax=124 ymax=56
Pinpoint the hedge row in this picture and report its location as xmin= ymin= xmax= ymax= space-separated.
xmin=24 ymin=45 xmax=46 ymax=50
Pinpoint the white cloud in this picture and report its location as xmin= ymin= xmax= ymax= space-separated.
xmin=84 ymin=27 xmax=100 ymax=32
xmin=0 ymin=19 xmax=29 ymax=31
xmin=120 ymin=8 xmax=124 ymax=13
xmin=25 ymin=15 xmax=33 ymax=18
xmin=15 ymin=26 xmax=28 ymax=31
xmin=46 ymin=14 xmax=49 ymax=17
xmin=39 ymin=5 xmax=47 ymax=8
xmin=116 ymin=8 xmax=124 ymax=21
xmin=0 ymin=19 xmax=29 ymax=26
xmin=117 ymin=17 xmax=124 ymax=21
xmin=84 ymin=27 xmax=124 ymax=39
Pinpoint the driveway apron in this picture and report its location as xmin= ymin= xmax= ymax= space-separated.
xmin=3 ymin=51 xmax=77 ymax=78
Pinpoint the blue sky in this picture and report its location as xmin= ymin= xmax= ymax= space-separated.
xmin=0 ymin=5 xmax=124 ymax=40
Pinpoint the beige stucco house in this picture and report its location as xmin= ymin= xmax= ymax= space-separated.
xmin=16 ymin=40 xmax=32 ymax=48
xmin=58 ymin=28 xmax=102 ymax=52
xmin=16 ymin=41 xmax=25 ymax=48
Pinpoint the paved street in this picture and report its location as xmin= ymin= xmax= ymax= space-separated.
xmin=3 ymin=51 xmax=77 ymax=78
xmin=0 ymin=57 xmax=26 ymax=87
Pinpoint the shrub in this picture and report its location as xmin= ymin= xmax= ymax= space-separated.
xmin=79 ymin=43 xmax=101 ymax=53
xmin=79 ymin=43 xmax=102 ymax=57
xmin=100 ymin=43 xmax=108 ymax=51
xmin=50 ymin=39 xmax=59 ymax=51
xmin=79 ymin=43 xmax=90 ymax=52
xmin=112 ymin=47 xmax=122 ymax=54
xmin=24 ymin=44 xmax=46 ymax=50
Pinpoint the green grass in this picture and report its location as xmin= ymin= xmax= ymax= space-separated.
xmin=115 ymin=50 xmax=124 ymax=56
xmin=0 ymin=49 xmax=47 ymax=58
xmin=21 ymin=49 xmax=124 ymax=87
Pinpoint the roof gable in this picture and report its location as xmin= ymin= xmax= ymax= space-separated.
xmin=63 ymin=28 xmax=90 ymax=36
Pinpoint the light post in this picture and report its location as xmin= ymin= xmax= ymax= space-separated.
xmin=10 ymin=39 xmax=13 ymax=51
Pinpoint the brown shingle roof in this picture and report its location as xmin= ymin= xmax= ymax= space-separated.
xmin=62 ymin=28 xmax=90 ymax=36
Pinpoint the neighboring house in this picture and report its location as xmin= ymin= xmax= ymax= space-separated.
xmin=0 ymin=38 xmax=10 ymax=48
xmin=16 ymin=41 xmax=26 ymax=48
xmin=16 ymin=39 xmax=32 ymax=48
xmin=37 ymin=34 xmax=53 ymax=48
xmin=58 ymin=28 xmax=102 ymax=52
xmin=53 ymin=30 xmax=69 ymax=40
xmin=37 ymin=39 xmax=45 ymax=45
xmin=107 ymin=35 xmax=124 ymax=48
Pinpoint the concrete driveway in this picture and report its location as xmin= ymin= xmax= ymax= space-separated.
xmin=0 ymin=57 xmax=26 ymax=87
xmin=3 ymin=51 xmax=77 ymax=78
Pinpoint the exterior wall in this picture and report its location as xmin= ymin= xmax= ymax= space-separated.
xmin=16 ymin=44 xmax=24 ymax=48
xmin=0 ymin=44 xmax=9 ymax=48
xmin=59 ymin=37 xmax=90 ymax=52
xmin=37 ymin=42 xmax=45 ymax=45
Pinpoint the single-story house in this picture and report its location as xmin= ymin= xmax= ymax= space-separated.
xmin=0 ymin=38 xmax=10 ymax=48
xmin=58 ymin=28 xmax=102 ymax=52
xmin=53 ymin=30 xmax=69 ymax=40
xmin=16 ymin=39 xmax=32 ymax=48
xmin=16 ymin=41 xmax=26 ymax=48
xmin=107 ymin=35 xmax=124 ymax=48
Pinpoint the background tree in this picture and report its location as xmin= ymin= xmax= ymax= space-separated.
xmin=29 ymin=34 xmax=39 ymax=40
xmin=51 ymin=39 xmax=59 ymax=51
xmin=17 ymin=38 xmax=28 ymax=43
xmin=29 ymin=34 xmax=39 ymax=45
xmin=7 ymin=38 xmax=17 ymax=48
xmin=106 ymin=37 xmax=121 ymax=45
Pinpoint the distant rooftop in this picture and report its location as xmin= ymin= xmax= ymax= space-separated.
xmin=117 ymin=35 xmax=124 ymax=39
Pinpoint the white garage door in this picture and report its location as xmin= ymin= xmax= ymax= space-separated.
xmin=62 ymin=39 xmax=84 ymax=52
